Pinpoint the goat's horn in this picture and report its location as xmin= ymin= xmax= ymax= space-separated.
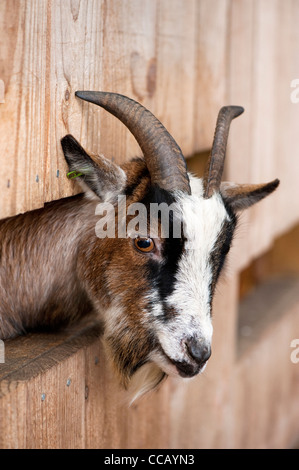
xmin=75 ymin=91 xmax=191 ymax=194
xmin=203 ymin=106 xmax=244 ymax=199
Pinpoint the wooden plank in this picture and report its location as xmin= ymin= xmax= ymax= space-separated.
xmin=80 ymin=0 xmax=197 ymax=161
xmin=0 ymin=381 xmax=27 ymax=448
xmin=193 ymin=0 xmax=230 ymax=153
xmin=226 ymin=0 xmax=254 ymax=183
xmin=238 ymin=275 xmax=299 ymax=357
xmin=233 ymin=300 xmax=299 ymax=448
xmin=0 ymin=345 xmax=89 ymax=449
xmin=84 ymin=339 xmax=123 ymax=449
xmin=123 ymin=380 xmax=170 ymax=449
xmin=274 ymin=0 xmax=299 ymax=238
xmin=227 ymin=0 xmax=299 ymax=271
xmin=169 ymin=273 xmax=239 ymax=449
xmin=1 ymin=273 xmax=298 ymax=448
xmin=84 ymin=338 xmax=170 ymax=449
xmin=238 ymin=221 xmax=299 ymax=300
xmin=0 ymin=325 xmax=106 ymax=448
xmin=218 ymin=0 xmax=253 ymax=272
xmin=24 ymin=351 xmax=86 ymax=449
xmin=43 ymin=0 xmax=104 ymax=204
xmin=0 ymin=322 xmax=170 ymax=449
xmin=0 ymin=79 xmax=5 ymax=103
xmin=0 ymin=0 xmax=200 ymax=219
xmin=0 ymin=324 xmax=101 ymax=384
xmin=248 ymin=0 xmax=280 ymax=260
xmin=91 ymin=0 xmax=157 ymax=164
xmin=155 ymin=0 xmax=196 ymax=157
xmin=226 ymin=0 xmax=277 ymax=271
xmin=0 ymin=324 xmax=99 ymax=448
xmin=0 ymin=0 xmax=47 ymax=218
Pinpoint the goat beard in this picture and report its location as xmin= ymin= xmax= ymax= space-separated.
xmin=127 ymin=363 xmax=166 ymax=405
xmin=101 ymin=336 xmax=166 ymax=404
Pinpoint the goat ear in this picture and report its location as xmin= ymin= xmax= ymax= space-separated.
xmin=61 ymin=134 xmax=126 ymax=202
xmin=220 ymin=179 xmax=279 ymax=212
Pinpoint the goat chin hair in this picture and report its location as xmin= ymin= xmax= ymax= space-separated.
xmin=128 ymin=363 xmax=166 ymax=406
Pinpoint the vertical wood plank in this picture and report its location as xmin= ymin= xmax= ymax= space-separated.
xmin=124 ymin=383 xmax=170 ymax=449
xmin=25 ymin=351 xmax=86 ymax=448
xmin=0 ymin=382 xmax=27 ymax=448
xmin=233 ymin=304 xmax=299 ymax=449
xmin=193 ymin=0 xmax=230 ymax=152
xmin=226 ymin=0 xmax=254 ymax=183
xmin=0 ymin=1 xmax=47 ymax=218
xmin=45 ymin=0 xmax=105 ymax=203
xmin=84 ymin=338 xmax=170 ymax=449
xmin=248 ymin=0 xmax=280 ymax=258
xmin=226 ymin=0 xmax=257 ymax=272
xmin=155 ymin=0 xmax=196 ymax=157
xmin=227 ymin=0 xmax=281 ymax=271
xmin=169 ymin=273 xmax=239 ymax=449
xmin=84 ymin=339 xmax=125 ymax=449
xmin=274 ymin=0 xmax=299 ymax=238
xmin=94 ymin=0 xmax=157 ymax=163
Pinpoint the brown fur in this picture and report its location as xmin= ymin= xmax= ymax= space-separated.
xmin=0 ymin=159 xmax=158 ymax=388
xmin=76 ymin=161 xmax=163 ymax=386
xmin=0 ymin=195 xmax=94 ymax=338
xmin=0 ymin=150 xmax=279 ymax=394
xmin=0 ymin=94 xmax=280 ymax=400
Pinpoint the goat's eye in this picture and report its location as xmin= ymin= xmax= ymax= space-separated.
xmin=134 ymin=237 xmax=155 ymax=253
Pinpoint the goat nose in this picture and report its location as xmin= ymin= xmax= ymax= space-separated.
xmin=186 ymin=338 xmax=211 ymax=366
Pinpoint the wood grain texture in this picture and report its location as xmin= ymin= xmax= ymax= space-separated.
xmin=0 ymin=272 xmax=298 ymax=448
xmin=226 ymin=0 xmax=299 ymax=271
xmin=155 ymin=0 xmax=196 ymax=157
xmin=0 ymin=323 xmax=170 ymax=449
xmin=1 ymin=0 xmax=299 ymax=450
xmin=0 ymin=0 xmax=199 ymax=219
xmin=193 ymin=0 xmax=230 ymax=152
xmin=233 ymin=297 xmax=299 ymax=449
xmin=1 ymin=0 xmax=298 ymax=271
xmin=84 ymin=339 xmax=170 ymax=449
xmin=169 ymin=273 xmax=240 ymax=449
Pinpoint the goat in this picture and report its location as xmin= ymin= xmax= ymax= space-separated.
xmin=0 ymin=91 xmax=279 ymax=401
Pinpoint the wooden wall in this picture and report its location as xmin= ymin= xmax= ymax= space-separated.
xmin=0 ymin=0 xmax=299 ymax=449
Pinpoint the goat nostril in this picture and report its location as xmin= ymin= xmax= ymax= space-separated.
xmin=186 ymin=338 xmax=211 ymax=366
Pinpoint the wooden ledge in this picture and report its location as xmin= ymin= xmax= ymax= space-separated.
xmin=0 ymin=322 xmax=102 ymax=396
xmin=238 ymin=274 xmax=299 ymax=356
xmin=0 ymin=320 xmax=171 ymax=449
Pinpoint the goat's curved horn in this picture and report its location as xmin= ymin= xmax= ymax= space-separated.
xmin=75 ymin=91 xmax=191 ymax=194
xmin=203 ymin=106 xmax=244 ymax=199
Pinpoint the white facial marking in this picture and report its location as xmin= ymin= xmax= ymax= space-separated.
xmin=155 ymin=175 xmax=230 ymax=367
xmin=98 ymin=175 xmax=232 ymax=398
